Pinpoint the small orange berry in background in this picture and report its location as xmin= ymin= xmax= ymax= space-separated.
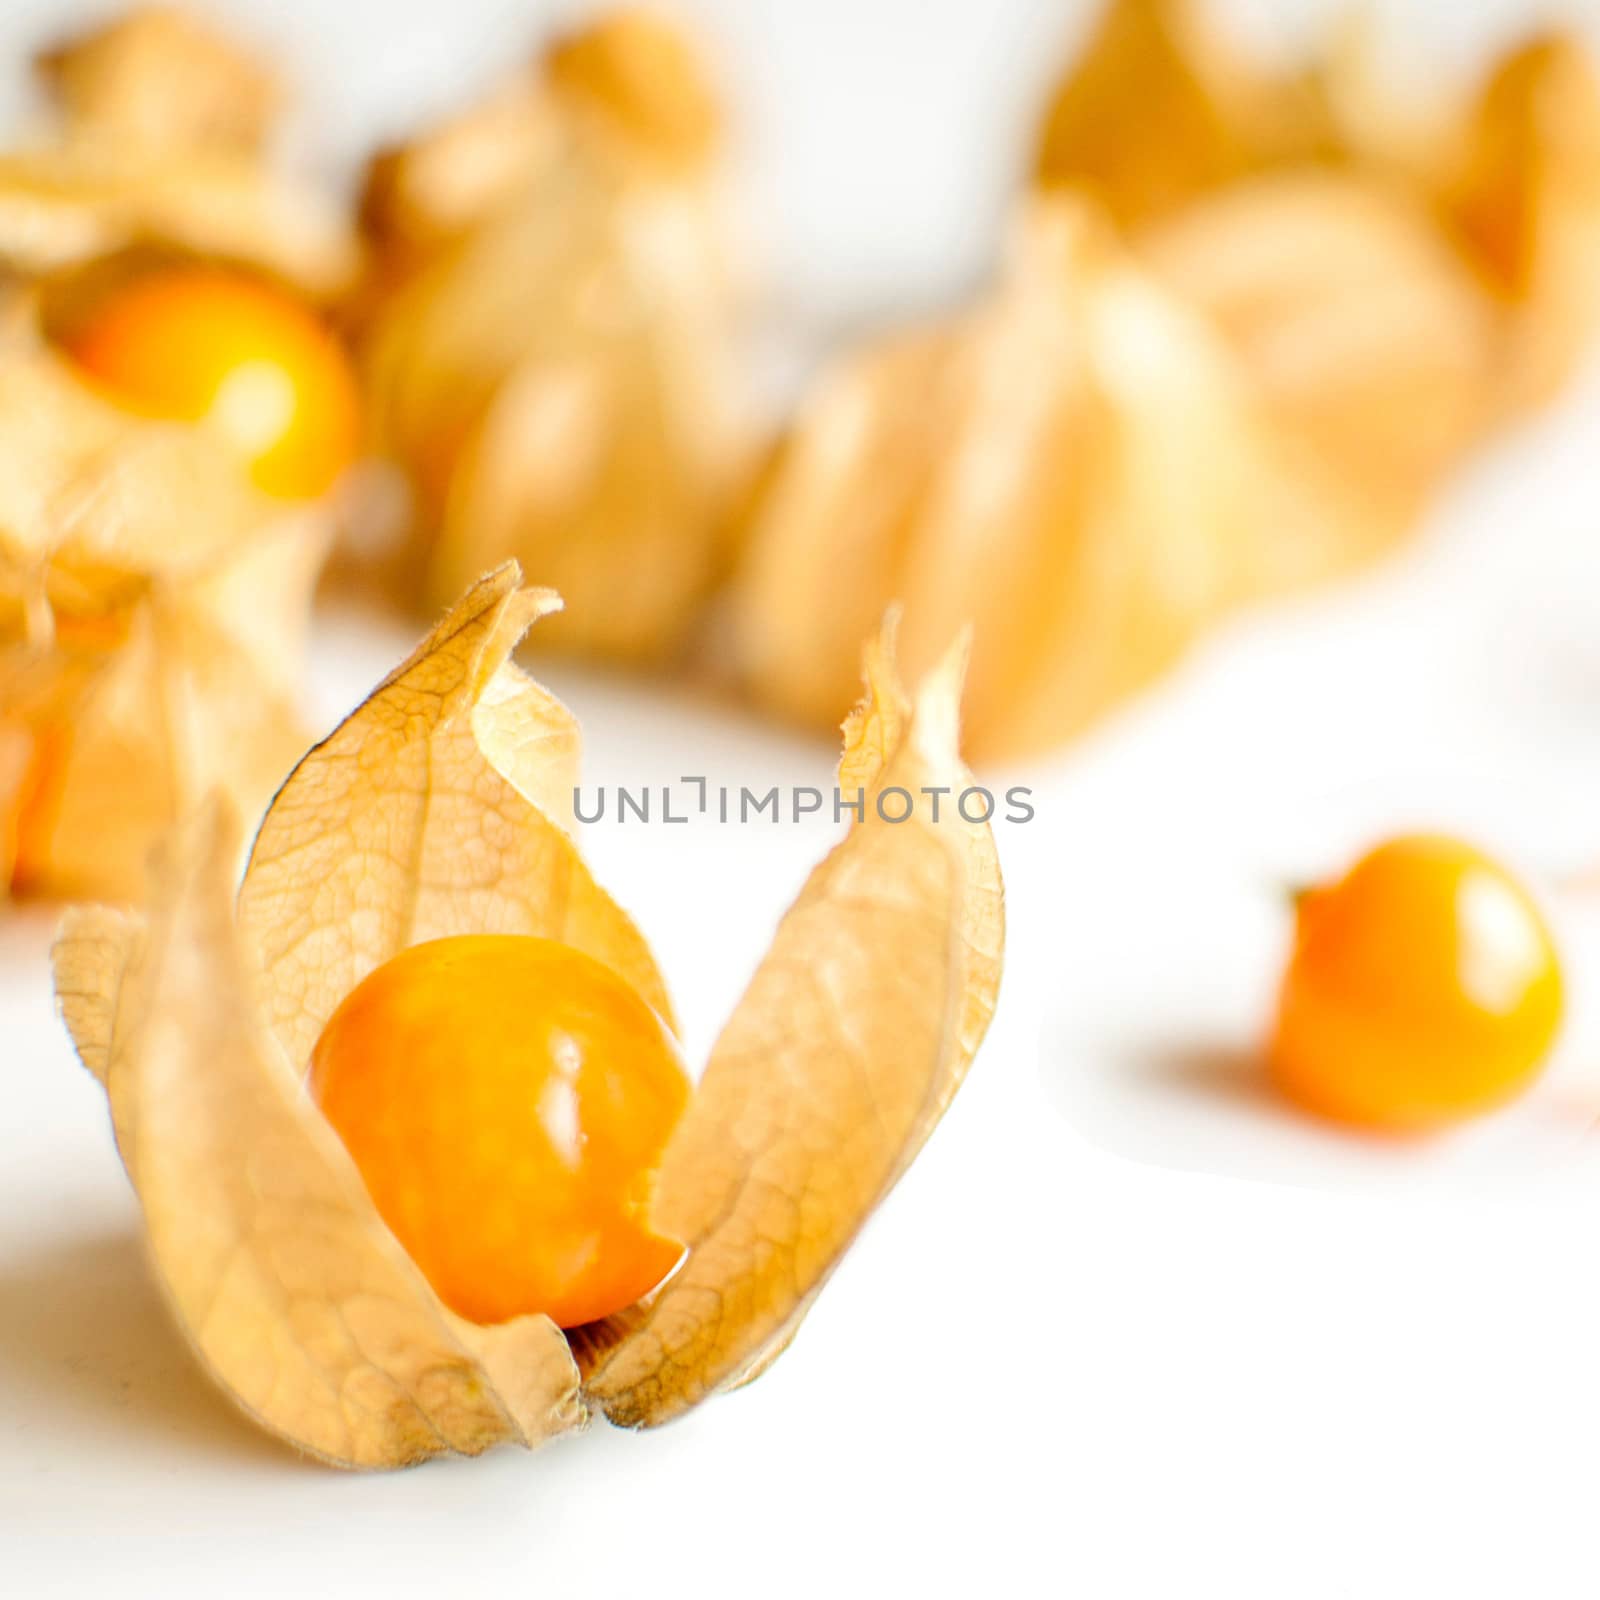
xmin=63 ymin=267 xmax=359 ymax=499
xmin=1269 ymin=835 xmax=1563 ymax=1131
xmin=309 ymin=935 xmax=690 ymax=1329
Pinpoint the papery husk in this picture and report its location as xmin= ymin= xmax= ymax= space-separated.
xmin=0 ymin=11 xmax=355 ymax=898
xmin=0 ymin=331 xmax=329 ymax=902
xmin=582 ymin=623 xmax=1003 ymax=1425
xmin=53 ymin=803 xmax=585 ymax=1468
xmin=0 ymin=7 xmax=356 ymax=296
xmin=1420 ymin=36 xmax=1600 ymax=413
xmin=740 ymin=0 xmax=1595 ymax=765
xmin=1037 ymin=0 xmax=1600 ymax=423
xmin=732 ymin=196 xmax=1374 ymax=762
xmin=359 ymin=9 xmax=718 ymax=266
xmin=55 ymin=566 xmax=661 ymax=1467
xmin=1034 ymin=0 xmax=1337 ymax=227
xmin=235 ymin=564 xmax=674 ymax=1074
xmin=53 ymin=570 xmax=1004 ymax=1463
xmin=358 ymin=10 xmax=748 ymax=661
xmin=1139 ymin=171 xmax=1502 ymax=519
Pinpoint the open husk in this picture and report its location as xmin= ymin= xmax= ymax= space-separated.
xmin=52 ymin=565 xmax=1004 ymax=1466
xmin=358 ymin=11 xmax=749 ymax=662
xmin=0 ymin=326 xmax=329 ymax=901
xmin=0 ymin=7 xmax=356 ymax=297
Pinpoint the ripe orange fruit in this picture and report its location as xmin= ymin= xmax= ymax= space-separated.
xmin=309 ymin=935 xmax=690 ymax=1328
xmin=1269 ymin=835 xmax=1563 ymax=1131
xmin=64 ymin=267 xmax=359 ymax=499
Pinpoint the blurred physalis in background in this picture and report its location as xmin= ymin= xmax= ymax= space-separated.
xmin=356 ymin=9 xmax=751 ymax=664
xmin=734 ymin=0 xmax=1600 ymax=762
xmin=0 ymin=6 xmax=357 ymax=298
xmin=730 ymin=191 xmax=1425 ymax=765
xmin=0 ymin=8 xmax=355 ymax=901
xmin=0 ymin=336 xmax=329 ymax=902
xmin=1037 ymin=0 xmax=1600 ymax=416
xmin=734 ymin=199 xmax=1378 ymax=763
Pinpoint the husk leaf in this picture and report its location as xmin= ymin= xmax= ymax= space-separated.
xmin=36 ymin=7 xmax=281 ymax=159
xmin=236 ymin=562 xmax=673 ymax=1077
xmin=53 ymin=800 xmax=584 ymax=1468
xmin=583 ymin=622 xmax=1004 ymax=1425
xmin=1037 ymin=0 xmax=1600 ymax=423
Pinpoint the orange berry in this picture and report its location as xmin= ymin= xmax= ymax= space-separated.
xmin=309 ymin=935 xmax=689 ymax=1328
xmin=1269 ymin=835 xmax=1563 ymax=1131
xmin=64 ymin=268 xmax=359 ymax=499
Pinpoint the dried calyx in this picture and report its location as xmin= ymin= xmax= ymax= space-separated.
xmin=53 ymin=565 xmax=1004 ymax=1465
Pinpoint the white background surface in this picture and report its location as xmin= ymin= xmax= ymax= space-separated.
xmin=5 ymin=1 xmax=1600 ymax=1596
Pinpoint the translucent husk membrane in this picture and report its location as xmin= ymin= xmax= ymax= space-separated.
xmin=53 ymin=566 xmax=1004 ymax=1465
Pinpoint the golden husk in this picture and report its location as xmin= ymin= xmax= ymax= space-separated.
xmin=1036 ymin=0 xmax=1600 ymax=423
xmin=52 ymin=567 xmax=1004 ymax=1465
xmin=1033 ymin=0 xmax=1337 ymax=224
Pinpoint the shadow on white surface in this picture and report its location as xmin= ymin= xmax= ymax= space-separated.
xmin=0 ymin=1226 xmax=298 ymax=1470
xmin=1132 ymin=1042 xmax=1278 ymax=1115
xmin=1044 ymin=1002 xmax=1600 ymax=1199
